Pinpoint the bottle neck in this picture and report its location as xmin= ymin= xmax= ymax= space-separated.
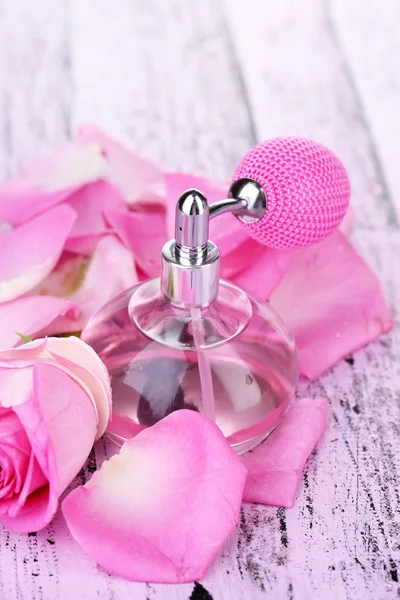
xmin=161 ymin=239 xmax=220 ymax=309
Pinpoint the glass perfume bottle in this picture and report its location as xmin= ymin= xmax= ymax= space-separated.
xmin=82 ymin=138 xmax=350 ymax=454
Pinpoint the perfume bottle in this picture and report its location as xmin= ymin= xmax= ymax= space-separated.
xmin=82 ymin=138 xmax=350 ymax=454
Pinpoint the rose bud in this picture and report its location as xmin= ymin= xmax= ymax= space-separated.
xmin=0 ymin=336 xmax=111 ymax=533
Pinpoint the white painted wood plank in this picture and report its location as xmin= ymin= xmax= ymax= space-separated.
xmin=330 ymin=0 xmax=400 ymax=220
xmin=69 ymin=0 xmax=254 ymax=181
xmin=0 ymin=0 xmax=71 ymax=180
xmin=222 ymin=0 xmax=398 ymax=229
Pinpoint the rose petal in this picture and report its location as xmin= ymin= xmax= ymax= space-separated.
xmin=0 ymin=339 xmax=47 ymax=362
xmin=62 ymin=410 xmax=247 ymax=583
xmin=0 ymin=141 xmax=103 ymax=225
xmin=106 ymin=414 xmax=148 ymax=441
xmin=32 ymin=252 xmax=88 ymax=298
xmin=0 ymin=411 xmax=31 ymax=500
xmin=104 ymin=206 xmax=166 ymax=277
xmin=78 ymin=125 xmax=164 ymax=205
xmin=0 ymin=205 xmax=77 ymax=303
xmin=0 ymin=486 xmax=53 ymax=533
xmin=218 ymin=237 xmax=263 ymax=280
xmin=242 ymin=397 xmax=328 ymax=507
xmin=64 ymin=180 xmax=126 ymax=256
xmin=0 ymin=337 xmax=111 ymax=437
xmin=339 ymin=205 xmax=356 ymax=236
xmin=269 ymin=231 xmax=393 ymax=379
xmin=0 ymin=410 xmax=31 ymax=454
xmin=2 ymin=362 xmax=98 ymax=533
xmin=0 ymin=367 xmax=35 ymax=406
xmin=0 ymin=369 xmax=53 ymax=531
xmin=42 ymin=235 xmax=138 ymax=333
xmin=0 ymin=341 xmax=107 ymax=441
xmin=232 ymin=246 xmax=293 ymax=299
xmin=0 ymin=412 xmax=37 ymax=511
xmin=31 ymin=363 xmax=97 ymax=490
xmin=10 ymin=452 xmax=48 ymax=517
xmin=0 ymin=447 xmax=28 ymax=500
xmin=0 ymin=221 xmax=12 ymax=235
xmin=68 ymin=234 xmax=138 ymax=325
xmin=45 ymin=337 xmax=111 ymax=438
xmin=0 ymin=295 xmax=80 ymax=349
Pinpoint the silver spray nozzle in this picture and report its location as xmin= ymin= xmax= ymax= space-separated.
xmin=161 ymin=189 xmax=219 ymax=309
xmin=161 ymin=181 xmax=266 ymax=309
xmin=175 ymin=189 xmax=209 ymax=251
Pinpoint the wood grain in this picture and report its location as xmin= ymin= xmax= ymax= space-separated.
xmin=223 ymin=0 xmax=398 ymax=229
xmin=330 ymin=0 xmax=400 ymax=224
xmin=0 ymin=0 xmax=71 ymax=180
xmin=0 ymin=0 xmax=399 ymax=598
xmin=69 ymin=0 xmax=254 ymax=179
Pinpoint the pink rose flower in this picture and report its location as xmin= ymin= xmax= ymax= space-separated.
xmin=0 ymin=336 xmax=111 ymax=533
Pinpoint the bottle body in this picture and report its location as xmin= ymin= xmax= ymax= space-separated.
xmin=82 ymin=278 xmax=298 ymax=454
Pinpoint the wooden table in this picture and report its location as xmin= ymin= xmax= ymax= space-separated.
xmin=0 ymin=1 xmax=399 ymax=598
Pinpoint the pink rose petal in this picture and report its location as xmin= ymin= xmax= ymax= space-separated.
xmin=0 ymin=221 xmax=12 ymax=235
xmin=0 ymin=410 xmax=47 ymax=519
xmin=104 ymin=206 xmax=166 ymax=277
xmin=0 ymin=205 xmax=77 ymax=303
xmin=0 ymin=487 xmax=52 ymax=533
xmin=32 ymin=252 xmax=87 ymax=298
xmin=0 ymin=295 xmax=80 ymax=349
xmin=0 ymin=141 xmax=103 ymax=225
xmin=218 ymin=237 xmax=264 ymax=280
xmin=8 ymin=452 xmax=48 ymax=518
xmin=0 ymin=437 xmax=30 ymax=501
xmin=106 ymin=414 xmax=148 ymax=441
xmin=0 ymin=362 xmax=98 ymax=533
xmin=45 ymin=337 xmax=111 ymax=439
xmin=0 ymin=339 xmax=47 ymax=362
xmin=0 ymin=338 xmax=111 ymax=440
xmin=0 ymin=409 xmax=31 ymax=461
xmin=233 ymin=246 xmax=293 ymax=299
xmin=65 ymin=234 xmax=138 ymax=328
xmin=339 ymin=205 xmax=356 ymax=236
xmin=40 ymin=235 xmax=138 ymax=333
xmin=243 ymin=397 xmax=328 ymax=507
xmin=270 ymin=231 xmax=393 ymax=379
xmin=31 ymin=363 xmax=97 ymax=491
xmin=64 ymin=180 xmax=126 ymax=256
xmin=0 ymin=367 xmax=33 ymax=406
xmin=0 ymin=127 xmax=163 ymax=228
xmin=0 ymin=352 xmax=102 ymax=444
xmin=0 ymin=452 xmax=30 ymax=501
xmin=62 ymin=410 xmax=247 ymax=583
xmin=78 ymin=125 xmax=164 ymax=205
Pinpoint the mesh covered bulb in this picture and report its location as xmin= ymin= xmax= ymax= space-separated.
xmin=232 ymin=137 xmax=350 ymax=249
